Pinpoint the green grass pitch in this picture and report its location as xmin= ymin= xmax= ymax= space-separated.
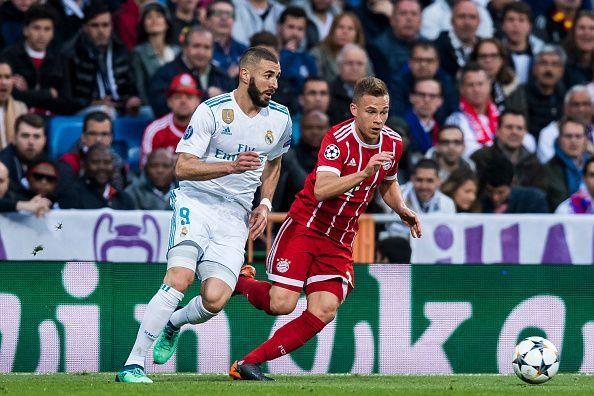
xmin=1 ymin=374 xmax=594 ymax=395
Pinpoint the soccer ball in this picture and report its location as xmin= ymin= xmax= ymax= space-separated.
xmin=512 ymin=336 xmax=560 ymax=384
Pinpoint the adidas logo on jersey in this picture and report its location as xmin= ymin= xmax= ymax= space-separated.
xmin=347 ymin=158 xmax=357 ymax=166
xmin=221 ymin=127 xmax=232 ymax=135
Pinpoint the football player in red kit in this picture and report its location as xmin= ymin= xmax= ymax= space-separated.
xmin=230 ymin=76 xmax=422 ymax=380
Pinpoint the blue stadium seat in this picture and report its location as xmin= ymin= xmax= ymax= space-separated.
xmin=113 ymin=117 xmax=152 ymax=172
xmin=48 ymin=116 xmax=84 ymax=159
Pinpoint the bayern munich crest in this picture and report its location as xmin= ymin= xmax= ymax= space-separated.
xmin=383 ymin=161 xmax=391 ymax=170
xmin=276 ymin=258 xmax=290 ymax=273
xmin=324 ymin=144 xmax=340 ymax=160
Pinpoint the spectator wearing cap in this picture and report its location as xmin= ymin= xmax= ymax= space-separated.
xmin=61 ymin=1 xmax=141 ymax=116
xmin=0 ymin=5 xmax=71 ymax=115
xmin=232 ymin=0 xmax=286 ymax=47
xmin=58 ymin=143 xmax=134 ymax=210
xmin=555 ymin=156 xmax=594 ymax=214
xmin=149 ymin=26 xmax=233 ymax=118
xmin=0 ymin=61 xmax=27 ymax=150
xmin=481 ymin=155 xmax=549 ymax=214
xmin=125 ymin=148 xmax=177 ymax=210
xmin=204 ymin=0 xmax=247 ymax=80
xmin=132 ymin=2 xmax=181 ymax=106
xmin=506 ymin=45 xmax=566 ymax=140
xmin=141 ymin=73 xmax=201 ymax=168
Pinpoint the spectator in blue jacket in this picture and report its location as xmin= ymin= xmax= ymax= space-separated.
xmin=149 ymin=26 xmax=234 ymax=118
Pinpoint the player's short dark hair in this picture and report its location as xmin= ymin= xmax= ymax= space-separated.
xmin=498 ymin=109 xmax=526 ymax=128
xmin=559 ymin=115 xmax=587 ymax=137
xmin=278 ymin=6 xmax=307 ymax=25
xmin=457 ymin=62 xmax=488 ymax=87
xmin=583 ymin=157 xmax=594 ymax=176
xmin=206 ymin=0 xmax=235 ymax=17
xmin=15 ymin=113 xmax=45 ymax=134
xmin=502 ymin=1 xmax=533 ymax=23
xmin=83 ymin=111 xmax=112 ymax=134
xmin=352 ymin=76 xmax=388 ymax=104
xmin=412 ymin=158 xmax=439 ymax=175
xmin=239 ymin=46 xmax=279 ymax=70
xmin=377 ymin=236 xmax=412 ymax=264
xmin=484 ymin=156 xmax=514 ymax=188
xmin=24 ymin=5 xmax=57 ymax=26
xmin=249 ymin=31 xmax=280 ymax=51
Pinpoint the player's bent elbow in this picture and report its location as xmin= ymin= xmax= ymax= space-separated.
xmin=313 ymin=187 xmax=330 ymax=202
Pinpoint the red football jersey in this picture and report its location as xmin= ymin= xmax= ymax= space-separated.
xmin=288 ymin=118 xmax=403 ymax=248
xmin=140 ymin=113 xmax=185 ymax=168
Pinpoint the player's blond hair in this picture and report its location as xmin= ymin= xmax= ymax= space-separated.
xmin=352 ymin=76 xmax=389 ymax=104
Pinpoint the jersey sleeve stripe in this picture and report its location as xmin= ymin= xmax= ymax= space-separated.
xmin=207 ymin=98 xmax=232 ymax=108
xmin=333 ymin=124 xmax=351 ymax=140
xmin=317 ymin=166 xmax=341 ymax=176
xmin=384 ymin=174 xmax=398 ymax=180
xmin=205 ymin=94 xmax=231 ymax=106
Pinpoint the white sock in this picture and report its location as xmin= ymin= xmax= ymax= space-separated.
xmin=169 ymin=295 xmax=216 ymax=327
xmin=125 ymin=284 xmax=184 ymax=367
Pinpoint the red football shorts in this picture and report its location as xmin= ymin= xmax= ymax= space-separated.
xmin=266 ymin=217 xmax=354 ymax=301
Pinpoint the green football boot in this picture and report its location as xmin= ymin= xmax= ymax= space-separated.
xmin=115 ymin=364 xmax=153 ymax=383
xmin=153 ymin=321 xmax=180 ymax=364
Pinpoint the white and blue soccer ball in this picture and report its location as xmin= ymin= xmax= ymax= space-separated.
xmin=513 ymin=336 xmax=560 ymax=384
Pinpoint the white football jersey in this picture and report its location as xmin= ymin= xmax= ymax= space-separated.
xmin=176 ymin=90 xmax=292 ymax=210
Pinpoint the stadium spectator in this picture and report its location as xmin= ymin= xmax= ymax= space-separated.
xmin=141 ymin=73 xmax=201 ymax=168
xmin=470 ymin=38 xmax=519 ymax=112
xmin=111 ymin=0 xmax=142 ymax=50
xmin=309 ymin=12 xmax=372 ymax=84
xmin=402 ymin=78 xmax=443 ymax=160
xmin=274 ymin=7 xmax=318 ymax=114
xmin=294 ymin=0 xmax=342 ymax=47
xmin=273 ymin=110 xmax=328 ymax=211
xmin=125 ymin=148 xmax=176 ymax=210
xmin=446 ymin=63 xmax=499 ymax=156
xmin=367 ymin=0 xmax=422 ymax=84
xmin=426 ymin=125 xmax=475 ymax=181
xmin=434 ymin=0 xmax=481 ymax=79
xmin=0 ymin=5 xmax=71 ymax=116
xmin=486 ymin=0 xmax=514 ymax=37
xmin=46 ymin=0 xmax=84 ymax=47
xmin=58 ymin=111 xmax=127 ymax=192
xmin=0 ymin=161 xmax=51 ymax=216
xmin=204 ymin=0 xmax=247 ymax=80
xmin=232 ymin=0 xmax=285 ymax=47
xmin=389 ymin=40 xmax=458 ymax=122
xmin=499 ymin=1 xmax=545 ymax=85
xmin=555 ymin=156 xmax=594 ymax=214
xmin=441 ymin=167 xmax=481 ymax=213
xmin=248 ymin=30 xmax=280 ymax=58
xmin=131 ymin=2 xmax=180 ymax=107
xmin=58 ymin=143 xmax=134 ymax=210
xmin=421 ymin=0 xmax=493 ymax=40
xmin=292 ymin=76 xmax=330 ymax=143
xmin=546 ymin=116 xmax=591 ymax=211
xmin=170 ymin=0 xmax=200 ymax=45
xmin=149 ymin=26 xmax=233 ymax=118
xmin=327 ymin=43 xmax=368 ymax=125
xmin=62 ymin=1 xmax=141 ymax=117
xmin=471 ymin=110 xmax=546 ymax=192
xmin=534 ymin=0 xmax=583 ymax=44
xmin=0 ymin=114 xmax=46 ymax=188
xmin=562 ymin=10 xmax=594 ymax=88
xmin=352 ymin=0 xmax=391 ymax=40
xmin=0 ymin=0 xmax=36 ymax=48
xmin=0 ymin=62 xmax=27 ymax=149
xmin=538 ymin=85 xmax=594 ymax=163
xmin=14 ymin=157 xmax=60 ymax=207
xmin=506 ymin=45 xmax=567 ymax=140
xmin=481 ymin=155 xmax=549 ymax=213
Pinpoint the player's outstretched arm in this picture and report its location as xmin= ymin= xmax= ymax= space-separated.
xmin=313 ymin=152 xmax=394 ymax=201
xmin=249 ymin=156 xmax=282 ymax=240
xmin=175 ymin=152 xmax=261 ymax=181
xmin=379 ymin=179 xmax=422 ymax=238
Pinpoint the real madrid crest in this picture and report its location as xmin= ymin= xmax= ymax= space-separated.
xmin=265 ymin=130 xmax=274 ymax=145
xmin=222 ymin=109 xmax=234 ymax=124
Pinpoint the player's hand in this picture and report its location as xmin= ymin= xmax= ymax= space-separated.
xmin=396 ymin=206 xmax=422 ymax=238
xmin=249 ymin=204 xmax=269 ymax=240
xmin=362 ymin=152 xmax=394 ymax=178
xmin=229 ymin=151 xmax=261 ymax=174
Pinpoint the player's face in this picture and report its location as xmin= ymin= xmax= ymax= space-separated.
xmin=412 ymin=167 xmax=440 ymax=203
xmin=247 ymin=60 xmax=280 ymax=107
xmin=454 ymin=179 xmax=477 ymax=211
xmin=584 ymin=162 xmax=594 ymax=198
xmin=350 ymin=94 xmax=389 ymax=144
xmin=497 ymin=113 xmax=526 ymax=151
xmin=85 ymin=149 xmax=114 ymax=186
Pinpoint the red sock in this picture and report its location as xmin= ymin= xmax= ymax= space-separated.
xmin=242 ymin=310 xmax=326 ymax=364
xmin=235 ymin=277 xmax=273 ymax=315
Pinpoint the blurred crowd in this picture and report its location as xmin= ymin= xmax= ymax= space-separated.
xmin=0 ymin=0 xmax=593 ymax=242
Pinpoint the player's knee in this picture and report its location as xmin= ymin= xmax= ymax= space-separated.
xmin=201 ymin=293 xmax=228 ymax=313
xmin=201 ymin=280 xmax=232 ymax=313
xmin=269 ymin=292 xmax=298 ymax=315
xmin=308 ymin=302 xmax=339 ymax=324
xmin=163 ymin=268 xmax=194 ymax=294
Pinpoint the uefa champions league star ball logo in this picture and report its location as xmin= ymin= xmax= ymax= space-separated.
xmin=183 ymin=125 xmax=193 ymax=140
xmin=324 ymin=144 xmax=340 ymax=160
xmin=276 ymin=258 xmax=290 ymax=273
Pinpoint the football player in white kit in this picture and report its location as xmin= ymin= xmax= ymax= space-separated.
xmin=117 ymin=47 xmax=292 ymax=383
